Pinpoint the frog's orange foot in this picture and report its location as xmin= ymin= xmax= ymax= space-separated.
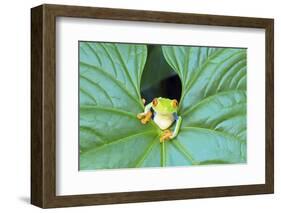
xmin=160 ymin=129 xmax=173 ymax=143
xmin=137 ymin=113 xmax=145 ymax=120
xmin=137 ymin=111 xmax=152 ymax=124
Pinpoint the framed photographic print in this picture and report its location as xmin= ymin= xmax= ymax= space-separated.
xmin=31 ymin=4 xmax=274 ymax=208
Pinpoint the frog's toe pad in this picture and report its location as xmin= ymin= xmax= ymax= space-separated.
xmin=160 ymin=130 xmax=173 ymax=142
xmin=137 ymin=113 xmax=145 ymax=120
xmin=140 ymin=111 xmax=152 ymax=124
xmin=141 ymin=118 xmax=149 ymax=124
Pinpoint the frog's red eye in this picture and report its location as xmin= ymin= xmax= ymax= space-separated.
xmin=152 ymin=98 xmax=158 ymax=107
xmin=172 ymin=99 xmax=178 ymax=108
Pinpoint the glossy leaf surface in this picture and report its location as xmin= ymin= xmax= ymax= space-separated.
xmin=162 ymin=46 xmax=247 ymax=165
xmin=80 ymin=42 xmax=247 ymax=170
xmin=80 ymin=42 xmax=158 ymax=169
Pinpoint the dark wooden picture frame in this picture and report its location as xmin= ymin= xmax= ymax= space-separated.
xmin=31 ymin=4 xmax=274 ymax=208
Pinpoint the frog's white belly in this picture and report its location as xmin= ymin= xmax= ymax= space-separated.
xmin=153 ymin=113 xmax=175 ymax=130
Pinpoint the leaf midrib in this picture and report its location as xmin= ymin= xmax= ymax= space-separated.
xmin=81 ymin=130 xmax=157 ymax=155
xmin=80 ymin=105 xmax=138 ymax=118
xmin=180 ymin=90 xmax=246 ymax=116
xmin=134 ymin=135 xmax=159 ymax=167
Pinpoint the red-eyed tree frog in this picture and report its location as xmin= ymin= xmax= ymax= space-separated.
xmin=137 ymin=97 xmax=182 ymax=142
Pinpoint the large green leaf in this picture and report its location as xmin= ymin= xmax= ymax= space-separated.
xmin=79 ymin=42 xmax=159 ymax=170
xmin=162 ymin=46 xmax=247 ymax=164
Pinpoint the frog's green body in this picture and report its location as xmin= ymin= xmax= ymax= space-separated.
xmin=137 ymin=97 xmax=182 ymax=142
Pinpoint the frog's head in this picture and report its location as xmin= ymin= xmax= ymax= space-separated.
xmin=151 ymin=97 xmax=178 ymax=115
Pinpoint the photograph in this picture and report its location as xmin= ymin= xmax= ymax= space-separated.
xmin=30 ymin=3 xmax=274 ymax=208
xmin=79 ymin=42 xmax=247 ymax=170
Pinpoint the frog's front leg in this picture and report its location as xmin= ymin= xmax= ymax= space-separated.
xmin=171 ymin=115 xmax=182 ymax=139
xmin=137 ymin=102 xmax=153 ymax=124
xmin=160 ymin=116 xmax=182 ymax=142
xmin=138 ymin=111 xmax=152 ymax=124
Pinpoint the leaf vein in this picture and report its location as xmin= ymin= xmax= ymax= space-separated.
xmin=80 ymin=62 xmax=143 ymax=109
xmin=83 ymin=43 xmax=102 ymax=66
xmin=81 ymin=130 xmax=157 ymax=155
xmin=80 ymin=75 xmax=114 ymax=106
xmin=181 ymin=90 xmax=246 ymax=116
xmin=113 ymin=44 xmax=141 ymax=100
xmin=134 ymin=136 xmax=159 ymax=167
